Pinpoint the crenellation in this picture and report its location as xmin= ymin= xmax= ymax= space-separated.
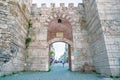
xmin=51 ymin=3 xmax=55 ymax=8
xmin=32 ymin=4 xmax=37 ymax=8
xmin=78 ymin=3 xmax=84 ymax=10
xmin=30 ymin=3 xmax=86 ymax=19
xmin=41 ymin=3 xmax=47 ymax=8
xmin=60 ymin=3 xmax=65 ymax=7
xmin=31 ymin=3 xmax=84 ymax=10
xmin=68 ymin=3 xmax=74 ymax=8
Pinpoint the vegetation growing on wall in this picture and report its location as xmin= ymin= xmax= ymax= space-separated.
xmin=25 ymin=20 xmax=32 ymax=49
xmin=25 ymin=37 xmax=31 ymax=49
xmin=39 ymin=13 xmax=42 ymax=16
xmin=28 ymin=20 xmax=32 ymax=29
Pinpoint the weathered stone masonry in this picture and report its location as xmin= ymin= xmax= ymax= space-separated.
xmin=97 ymin=0 xmax=120 ymax=76
xmin=28 ymin=3 xmax=92 ymax=72
xmin=0 ymin=0 xmax=120 ymax=77
xmin=83 ymin=0 xmax=120 ymax=76
xmin=0 ymin=0 xmax=32 ymax=76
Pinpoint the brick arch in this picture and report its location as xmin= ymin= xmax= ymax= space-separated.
xmin=48 ymin=37 xmax=73 ymax=71
xmin=48 ymin=38 xmax=73 ymax=47
xmin=46 ymin=14 xmax=73 ymax=42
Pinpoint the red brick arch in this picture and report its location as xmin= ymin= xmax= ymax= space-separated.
xmin=47 ymin=14 xmax=73 ymax=42
xmin=48 ymin=38 xmax=73 ymax=47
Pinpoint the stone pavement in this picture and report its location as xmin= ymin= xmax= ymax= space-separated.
xmin=0 ymin=63 xmax=119 ymax=80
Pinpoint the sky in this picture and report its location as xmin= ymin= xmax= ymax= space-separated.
xmin=53 ymin=42 xmax=65 ymax=60
xmin=32 ymin=0 xmax=82 ymax=7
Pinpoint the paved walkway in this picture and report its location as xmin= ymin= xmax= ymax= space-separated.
xmin=0 ymin=63 xmax=119 ymax=80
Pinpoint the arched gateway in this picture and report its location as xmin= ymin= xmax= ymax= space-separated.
xmin=47 ymin=14 xmax=74 ymax=70
xmin=26 ymin=2 xmax=120 ymax=76
xmin=27 ymin=11 xmax=92 ymax=71
xmin=48 ymin=39 xmax=73 ymax=70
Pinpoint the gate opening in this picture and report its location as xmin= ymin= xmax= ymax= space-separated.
xmin=49 ymin=42 xmax=71 ymax=70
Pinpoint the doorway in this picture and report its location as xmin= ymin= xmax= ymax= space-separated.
xmin=49 ymin=42 xmax=71 ymax=71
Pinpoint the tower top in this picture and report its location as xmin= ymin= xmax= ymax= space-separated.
xmin=32 ymin=3 xmax=83 ymax=8
xmin=32 ymin=0 xmax=82 ymax=7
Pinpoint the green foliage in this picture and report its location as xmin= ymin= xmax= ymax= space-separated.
xmin=50 ymin=51 xmax=55 ymax=56
xmin=39 ymin=13 xmax=42 ymax=16
xmin=21 ymin=70 xmax=26 ymax=72
xmin=110 ymin=75 xmax=120 ymax=78
xmin=28 ymin=20 xmax=32 ymax=29
xmin=47 ymin=68 xmax=51 ymax=72
xmin=110 ymin=75 xmax=113 ymax=78
xmin=1 ymin=74 xmax=7 ymax=77
xmin=25 ymin=37 xmax=31 ymax=49
xmin=1 ymin=72 xmax=18 ymax=77
xmin=93 ymin=70 xmax=101 ymax=74
xmin=115 ymin=76 xmax=120 ymax=78
xmin=25 ymin=20 xmax=32 ymax=49
xmin=25 ymin=37 xmax=31 ymax=44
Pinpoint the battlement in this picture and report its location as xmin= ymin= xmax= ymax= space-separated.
xmin=32 ymin=3 xmax=83 ymax=8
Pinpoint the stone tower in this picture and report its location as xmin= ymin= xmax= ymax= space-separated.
xmin=28 ymin=3 xmax=91 ymax=72
xmin=83 ymin=0 xmax=120 ymax=76
xmin=0 ymin=0 xmax=32 ymax=76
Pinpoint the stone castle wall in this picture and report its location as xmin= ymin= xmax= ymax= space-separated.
xmin=97 ymin=0 xmax=120 ymax=76
xmin=0 ymin=0 xmax=31 ymax=76
xmin=0 ymin=0 xmax=120 ymax=76
xmin=27 ymin=0 xmax=120 ymax=76
xmin=83 ymin=0 xmax=120 ymax=76
xmin=83 ymin=0 xmax=110 ymax=75
xmin=28 ymin=3 xmax=92 ymax=71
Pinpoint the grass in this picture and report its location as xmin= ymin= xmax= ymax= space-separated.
xmin=92 ymin=70 xmax=101 ymax=74
xmin=47 ymin=68 xmax=51 ymax=72
xmin=1 ymin=70 xmax=27 ymax=77
xmin=1 ymin=72 xmax=18 ymax=77
xmin=110 ymin=75 xmax=120 ymax=78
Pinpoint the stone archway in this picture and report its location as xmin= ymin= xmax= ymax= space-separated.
xmin=48 ymin=38 xmax=73 ymax=70
xmin=46 ymin=14 xmax=74 ymax=70
xmin=28 ymin=13 xmax=92 ymax=72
